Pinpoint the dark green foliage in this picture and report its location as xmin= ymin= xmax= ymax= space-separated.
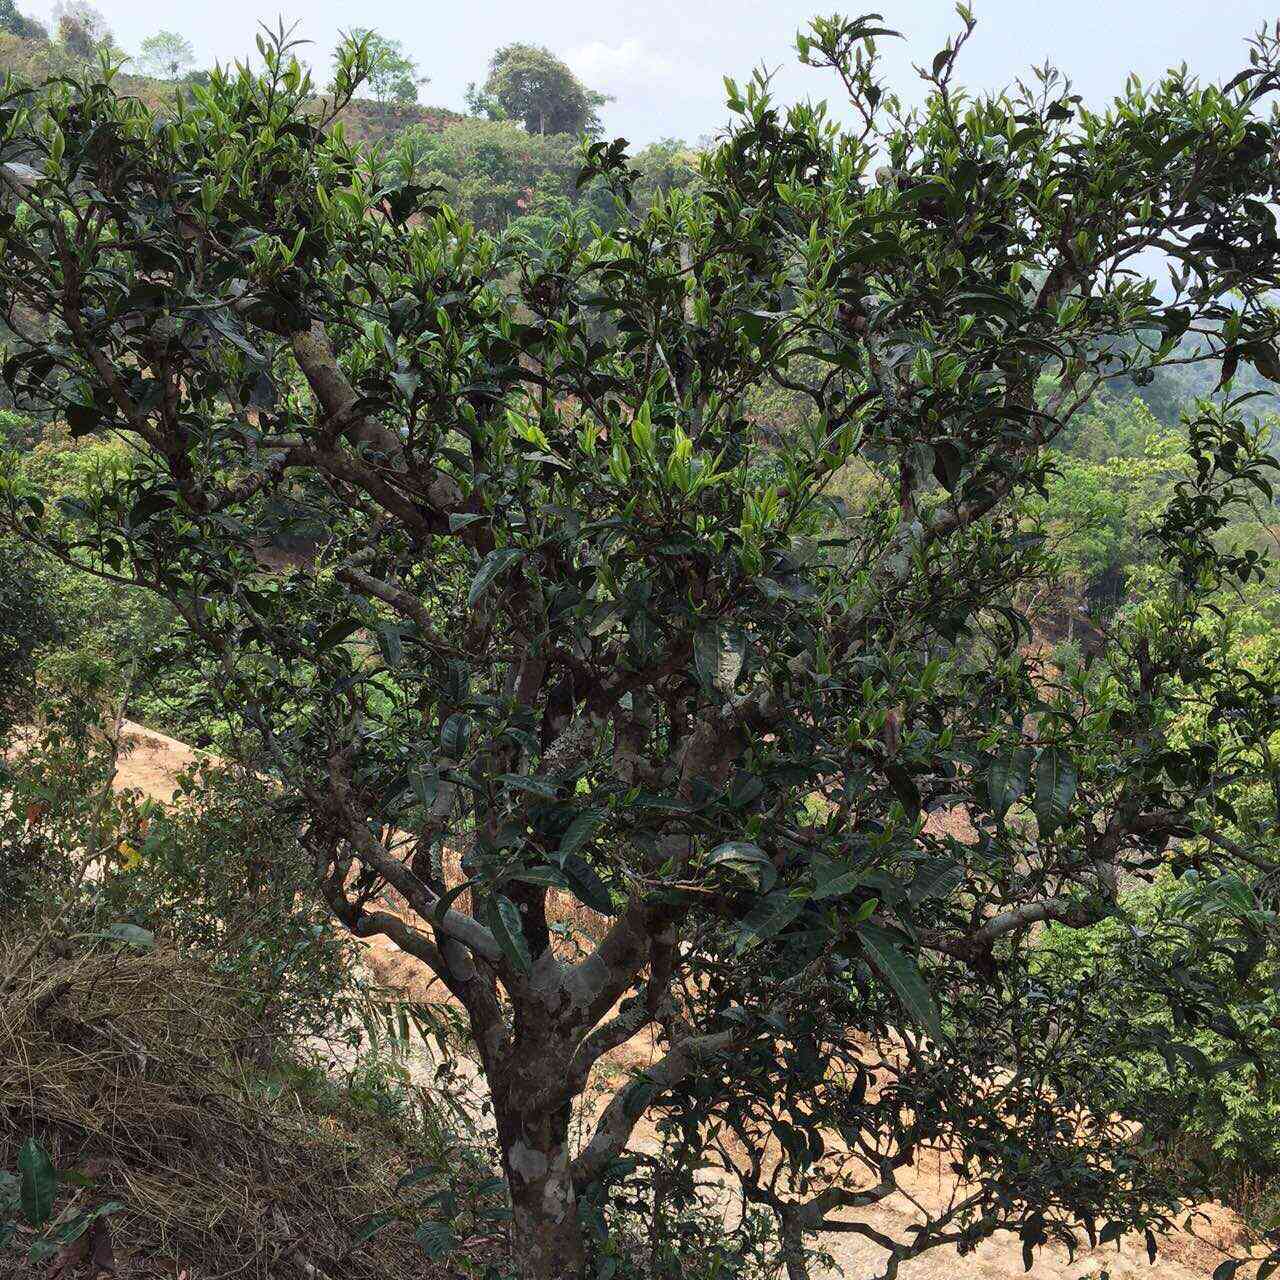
xmin=98 ymin=760 xmax=365 ymax=1044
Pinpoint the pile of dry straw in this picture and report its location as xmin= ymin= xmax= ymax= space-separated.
xmin=0 ymin=932 xmax=446 ymax=1279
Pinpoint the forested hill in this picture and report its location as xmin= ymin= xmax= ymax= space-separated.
xmin=0 ymin=30 xmax=698 ymax=236
xmin=0 ymin=34 xmax=465 ymax=147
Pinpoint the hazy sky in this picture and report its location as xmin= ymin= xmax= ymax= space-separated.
xmin=26 ymin=1 xmax=1280 ymax=144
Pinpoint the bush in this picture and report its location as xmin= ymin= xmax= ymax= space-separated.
xmin=1037 ymin=873 xmax=1280 ymax=1180
xmin=0 ymin=534 xmax=59 ymax=726
xmin=97 ymin=758 xmax=365 ymax=1047
xmin=0 ymin=712 xmax=362 ymax=1049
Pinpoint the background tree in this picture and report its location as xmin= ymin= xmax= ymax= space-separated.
xmin=3 ymin=15 xmax=1280 ymax=1280
xmin=482 ymin=42 xmax=608 ymax=135
xmin=0 ymin=0 xmax=46 ymax=40
xmin=334 ymin=28 xmax=426 ymax=106
xmin=135 ymin=29 xmax=195 ymax=81
xmin=50 ymin=0 xmax=108 ymax=60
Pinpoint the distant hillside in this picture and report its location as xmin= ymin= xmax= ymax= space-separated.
xmin=0 ymin=35 xmax=463 ymax=149
xmin=333 ymin=98 xmax=464 ymax=148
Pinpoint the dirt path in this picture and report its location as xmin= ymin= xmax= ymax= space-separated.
xmin=110 ymin=721 xmax=1255 ymax=1280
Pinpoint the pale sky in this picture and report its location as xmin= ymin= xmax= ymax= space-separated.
xmin=26 ymin=1 xmax=1280 ymax=145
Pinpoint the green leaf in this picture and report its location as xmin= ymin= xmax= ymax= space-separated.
xmin=18 ymin=1137 xmax=55 ymax=1227
xmin=496 ymin=773 xmax=560 ymax=799
xmin=735 ymin=891 xmax=803 ymax=953
xmin=909 ymin=857 xmax=963 ymax=905
xmin=101 ymin=923 xmax=155 ymax=948
xmin=1033 ymin=747 xmax=1077 ymax=837
xmin=812 ymin=870 xmax=865 ymax=901
xmin=560 ymin=854 xmax=616 ymax=914
xmin=395 ymin=1166 xmax=438 ymax=1192
xmin=430 ymin=877 xmax=479 ymax=930
xmin=510 ymin=865 xmax=572 ymax=891
xmin=440 ymin=713 xmax=471 ymax=760
xmin=375 ymin=623 xmax=404 ymax=667
xmin=727 ymin=772 xmax=765 ymax=810
xmin=987 ymin=745 xmax=1032 ymax=818
xmin=415 ymin=1221 xmax=456 ymax=1260
xmin=704 ymin=841 xmax=777 ymax=893
xmin=557 ymin=808 xmax=605 ymax=864
xmin=859 ymin=924 xmax=942 ymax=1041
xmin=487 ymin=894 xmax=533 ymax=975
xmin=350 ymin=1210 xmax=398 ymax=1244
xmin=932 ymin=439 xmax=964 ymax=491
xmin=410 ymin=770 xmax=441 ymax=809
xmin=65 ymin=404 xmax=103 ymax=437
xmin=315 ymin=618 xmax=363 ymax=653
xmin=884 ymin=764 xmax=921 ymax=820
xmin=127 ymin=491 xmax=175 ymax=525
xmin=467 ymin=546 xmax=523 ymax=608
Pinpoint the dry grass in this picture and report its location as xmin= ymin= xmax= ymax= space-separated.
xmin=0 ymin=932 xmax=455 ymax=1279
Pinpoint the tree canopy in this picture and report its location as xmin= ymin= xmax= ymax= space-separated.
xmin=135 ymin=29 xmax=195 ymax=82
xmin=3 ymin=12 xmax=1280 ymax=1280
xmin=479 ymin=41 xmax=608 ymax=136
xmin=0 ymin=0 xmax=45 ymax=41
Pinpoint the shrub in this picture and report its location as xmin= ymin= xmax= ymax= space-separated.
xmin=1037 ymin=873 xmax=1280 ymax=1178
xmin=0 ymin=534 xmax=58 ymax=726
xmin=97 ymin=759 xmax=365 ymax=1048
xmin=0 ymin=710 xmax=362 ymax=1050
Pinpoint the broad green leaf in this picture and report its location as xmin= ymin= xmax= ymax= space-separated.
xmin=487 ymin=894 xmax=533 ymax=975
xmin=101 ymin=923 xmax=154 ymax=948
xmin=440 ymin=713 xmax=471 ymax=760
xmin=496 ymin=773 xmax=560 ymax=799
xmin=557 ymin=808 xmax=606 ymax=863
xmin=375 ymin=623 xmax=404 ymax=667
xmin=704 ymin=841 xmax=777 ymax=893
xmin=909 ymin=857 xmax=963 ymax=905
xmin=812 ymin=869 xmax=865 ymax=901
xmin=859 ymin=924 xmax=942 ymax=1041
xmin=884 ymin=764 xmax=921 ymax=820
xmin=127 ymin=491 xmax=175 ymax=525
xmin=430 ymin=877 xmax=479 ymax=930
xmin=987 ymin=745 xmax=1032 ymax=818
xmin=560 ymin=854 xmax=616 ymax=914
xmin=18 ymin=1137 xmax=55 ymax=1227
xmin=1033 ymin=747 xmax=1077 ymax=836
xmin=350 ymin=1210 xmax=398 ymax=1244
xmin=510 ymin=865 xmax=572 ymax=890
xmin=315 ymin=617 xmax=363 ymax=653
xmin=415 ymin=1221 xmax=456 ymax=1260
xmin=727 ymin=772 xmax=765 ymax=810
xmin=735 ymin=891 xmax=803 ymax=953
xmin=410 ymin=770 xmax=441 ymax=809
xmin=396 ymin=1166 xmax=438 ymax=1192
xmin=467 ymin=546 xmax=523 ymax=608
